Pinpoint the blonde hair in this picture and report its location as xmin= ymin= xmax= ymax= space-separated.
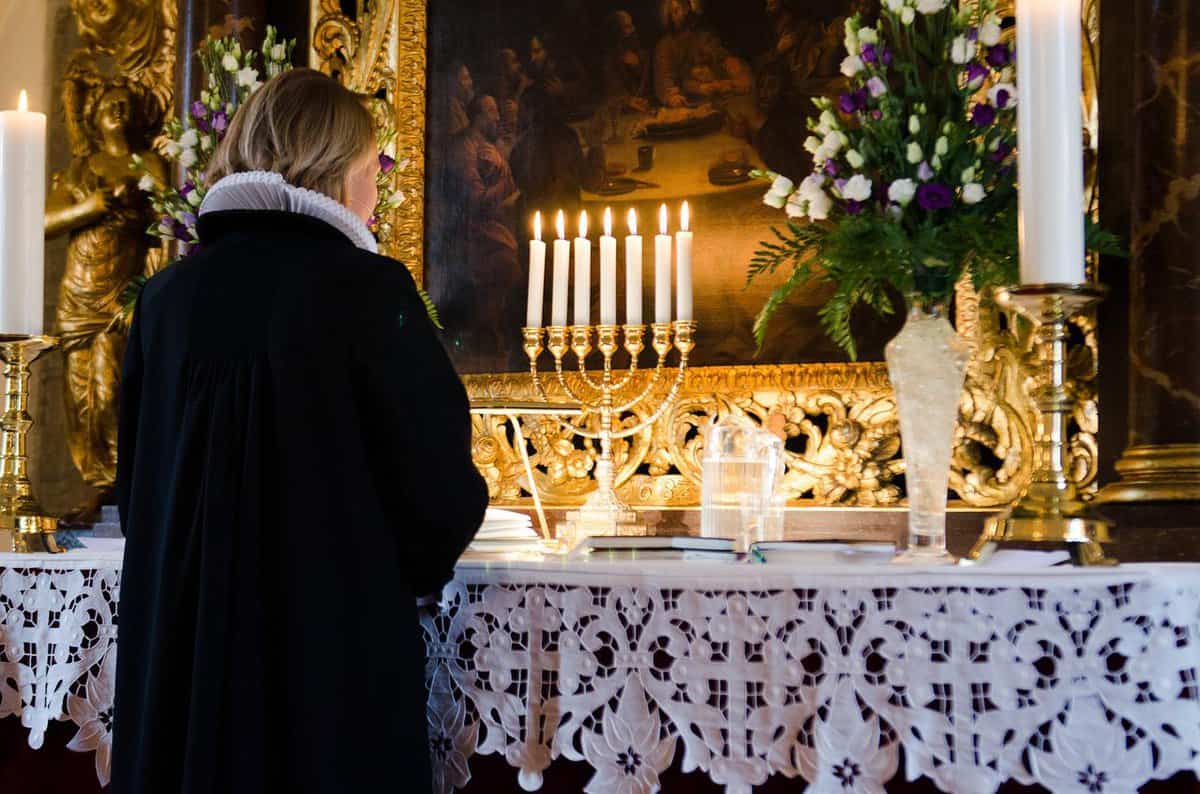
xmin=206 ymin=68 xmax=376 ymax=202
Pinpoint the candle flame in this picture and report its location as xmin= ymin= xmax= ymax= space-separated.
xmin=603 ymin=207 xmax=612 ymax=237
xmin=556 ymin=209 xmax=565 ymax=240
xmin=534 ymin=211 xmax=542 ymax=241
xmin=681 ymin=201 xmax=690 ymax=232
xmin=578 ymin=210 xmax=588 ymax=239
xmin=17 ymin=90 xmax=27 ymax=112
xmin=627 ymin=208 xmax=638 ymax=236
xmin=659 ymin=204 xmax=668 ymax=235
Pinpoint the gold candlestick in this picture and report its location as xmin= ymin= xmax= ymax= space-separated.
xmin=0 ymin=335 xmax=62 ymax=553
xmin=524 ymin=320 xmax=696 ymax=547
xmin=966 ymin=284 xmax=1114 ymax=566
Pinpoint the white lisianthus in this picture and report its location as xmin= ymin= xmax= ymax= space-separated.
xmin=221 ymin=53 xmax=238 ymax=72
xmin=900 ymin=7 xmax=916 ymax=24
xmin=867 ymin=76 xmax=888 ymax=98
xmin=858 ymin=27 xmax=878 ymax=45
xmin=934 ymin=136 xmax=949 ymax=156
xmin=961 ymin=166 xmax=976 ymax=183
xmin=888 ymin=178 xmax=917 ymax=206
xmin=200 ymin=133 xmax=213 ymax=152
xmin=950 ymin=36 xmax=972 ymax=64
xmin=931 ymin=153 xmax=943 ymax=170
xmin=797 ymin=173 xmax=827 ymax=199
xmin=163 ymin=139 xmax=181 ymax=157
xmin=271 ymin=43 xmax=286 ymax=61
xmin=816 ymin=110 xmax=839 ymax=135
xmin=231 ymin=41 xmax=242 ymax=59
xmin=844 ymin=33 xmax=859 ymax=56
xmin=806 ymin=189 xmax=833 ymax=220
xmin=815 ymin=130 xmax=845 ymax=161
xmin=846 ymin=149 xmax=865 ymax=169
xmin=979 ymin=17 xmax=1003 ymax=46
xmin=237 ymin=66 xmax=260 ymax=88
xmin=785 ymin=192 xmax=806 ymax=218
xmin=885 ymin=0 xmax=905 ymax=10
xmin=803 ymin=135 xmax=823 ymax=155
xmin=137 ymin=174 xmax=155 ymax=192
xmin=187 ymin=188 xmax=203 ymax=207
xmin=988 ymin=82 xmax=1017 ymax=108
xmin=840 ymin=55 xmax=864 ymax=78
xmin=908 ymin=115 xmax=920 ymax=134
xmin=179 ymin=129 xmax=198 ymax=148
xmin=762 ymin=174 xmax=794 ymax=208
xmin=179 ymin=147 xmax=198 ymax=168
xmin=962 ymin=182 xmax=986 ymax=204
xmin=389 ymin=189 xmax=405 ymax=206
xmin=916 ymin=0 xmax=947 ymax=13
xmin=842 ymin=174 xmax=873 ymax=202
xmin=906 ymin=142 xmax=923 ymax=163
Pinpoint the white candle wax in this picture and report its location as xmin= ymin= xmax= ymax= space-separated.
xmin=675 ymin=201 xmax=694 ymax=321
xmin=600 ymin=208 xmax=617 ymax=325
xmin=551 ymin=212 xmax=570 ymax=326
xmin=625 ymin=220 xmax=643 ymax=326
xmin=1017 ymin=0 xmax=1085 ymax=284
xmin=654 ymin=204 xmax=672 ymax=323
xmin=574 ymin=211 xmax=591 ymax=325
xmin=526 ymin=240 xmax=546 ymax=328
xmin=0 ymin=91 xmax=45 ymax=335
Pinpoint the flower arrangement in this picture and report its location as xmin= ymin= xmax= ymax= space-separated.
xmin=123 ymin=27 xmax=438 ymax=326
xmin=747 ymin=0 xmax=1116 ymax=359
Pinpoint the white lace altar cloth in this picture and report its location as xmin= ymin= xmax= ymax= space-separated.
xmin=3 ymin=544 xmax=1200 ymax=794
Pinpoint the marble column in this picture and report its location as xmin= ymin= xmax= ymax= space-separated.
xmin=1099 ymin=0 xmax=1200 ymax=503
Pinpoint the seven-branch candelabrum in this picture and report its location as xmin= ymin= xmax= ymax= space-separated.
xmin=523 ymin=320 xmax=695 ymax=539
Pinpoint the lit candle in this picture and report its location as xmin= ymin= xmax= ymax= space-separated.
xmin=551 ymin=210 xmax=570 ymax=326
xmin=625 ymin=209 xmax=643 ymax=326
xmin=1017 ymin=0 xmax=1085 ymax=284
xmin=574 ymin=210 xmax=591 ymax=325
xmin=526 ymin=212 xmax=546 ymax=328
xmin=0 ymin=90 xmax=45 ymax=335
xmin=675 ymin=201 xmax=694 ymax=322
xmin=654 ymin=204 xmax=672 ymax=324
xmin=600 ymin=208 xmax=617 ymax=325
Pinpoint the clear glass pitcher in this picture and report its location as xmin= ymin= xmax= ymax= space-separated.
xmin=700 ymin=416 xmax=785 ymax=550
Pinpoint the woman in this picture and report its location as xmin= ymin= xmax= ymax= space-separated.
xmin=111 ymin=69 xmax=487 ymax=793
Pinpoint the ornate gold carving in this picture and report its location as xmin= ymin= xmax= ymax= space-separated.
xmin=45 ymin=0 xmax=175 ymax=505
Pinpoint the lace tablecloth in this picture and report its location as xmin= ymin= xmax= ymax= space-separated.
xmin=3 ymin=543 xmax=1200 ymax=793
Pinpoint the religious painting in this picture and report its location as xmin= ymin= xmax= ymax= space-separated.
xmin=422 ymin=0 xmax=898 ymax=374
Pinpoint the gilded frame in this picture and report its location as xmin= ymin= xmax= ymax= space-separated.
xmin=312 ymin=0 xmax=1101 ymax=509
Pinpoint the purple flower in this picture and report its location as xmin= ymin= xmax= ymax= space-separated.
xmin=994 ymin=87 xmax=1013 ymax=109
xmin=881 ymin=48 xmax=893 ymax=66
xmin=157 ymin=216 xmax=174 ymax=237
xmin=212 ymin=111 xmax=229 ymax=133
xmin=844 ymin=199 xmax=864 ymax=215
xmin=986 ymin=44 xmax=1010 ymax=68
xmin=965 ymin=62 xmax=989 ymax=86
xmin=971 ymin=103 xmax=997 ymax=127
xmin=834 ymin=178 xmax=848 ymax=194
xmin=967 ymin=26 xmax=979 ymax=42
xmin=379 ymin=153 xmax=396 ymax=174
xmin=824 ymin=160 xmax=839 ymax=176
xmin=181 ymin=211 xmax=197 ymax=228
xmin=871 ymin=109 xmax=883 ymax=120
xmin=179 ymin=181 xmax=196 ymax=201
xmin=367 ymin=214 xmax=379 ymax=231
xmin=172 ymin=219 xmax=193 ymax=241
xmin=918 ymin=161 xmax=934 ymax=182
xmin=989 ymin=142 xmax=1014 ymax=162
xmin=916 ymin=183 xmax=954 ymax=211
xmin=190 ymin=100 xmax=207 ymax=120
xmin=853 ymin=88 xmax=868 ymax=107
xmin=838 ymin=93 xmax=857 ymax=114
xmin=861 ymin=43 xmax=877 ymax=65
xmin=867 ymin=76 xmax=888 ymax=98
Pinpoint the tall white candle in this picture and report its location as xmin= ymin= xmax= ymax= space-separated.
xmin=600 ymin=208 xmax=617 ymax=325
xmin=0 ymin=91 xmax=45 ymax=335
xmin=526 ymin=211 xmax=546 ymax=328
xmin=551 ymin=210 xmax=570 ymax=326
xmin=573 ymin=210 xmax=591 ymax=325
xmin=1017 ymin=0 xmax=1085 ymax=284
xmin=625 ymin=209 xmax=643 ymax=326
xmin=654 ymin=204 xmax=672 ymax=324
xmin=675 ymin=201 xmax=694 ymax=321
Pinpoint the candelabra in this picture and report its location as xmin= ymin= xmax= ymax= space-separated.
xmin=524 ymin=320 xmax=696 ymax=544
xmin=966 ymin=284 xmax=1114 ymax=567
xmin=0 ymin=335 xmax=62 ymax=553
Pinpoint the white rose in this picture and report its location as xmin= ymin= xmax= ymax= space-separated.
xmin=840 ymin=55 xmax=864 ymax=78
xmin=962 ymin=182 xmax=986 ymax=204
xmin=179 ymin=147 xmax=198 ymax=168
xmin=906 ymin=142 xmax=924 ymax=164
xmin=271 ymin=43 xmax=286 ymax=61
xmin=888 ymin=178 xmax=917 ymax=206
xmin=900 ymin=6 xmax=916 ymax=24
xmin=950 ymin=36 xmax=972 ymax=64
xmin=908 ymin=115 xmax=921 ymax=134
xmin=916 ymin=0 xmax=947 ymax=13
xmin=858 ymin=27 xmax=878 ymax=45
xmin=979 ymin=17 xmax=1003 ymax=46
xmin=137 ymin=174 xmax=155 ymax=192
xmin=804 ymin=135 xmax=823 ymax=155
xmin=807 ymin=189 xmax=833 ymax=220
xmin=935 ymin=136 xmax=949 ymax=156
xmin=846 ymin=149 xmax=865 ymax=169
xmin=842 ymin=174 xmax=873 ymax=202
xmin=179 ymin=129 xmax=198 ymax=148
xmin=237 ymin=66 xmax=260 ymax=88
xmin=221 ymin=53 xmax=238 ymax=72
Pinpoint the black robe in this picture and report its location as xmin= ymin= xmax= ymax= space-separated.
xmin=111 ymin=210 xmax=488 ymax=793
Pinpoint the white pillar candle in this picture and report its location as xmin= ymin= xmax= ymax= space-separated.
xmin=600 ymin=207 xmax=617 ymax=325
xmin=526 ymin=211 xmax=546 ymax=328
xmin=0 ymin=91 xmax=45 ymax=336
xmin=551 ymin=210 xmax=570 ymax=326
xmin=625 ymin=209 xmax=643 ymax=326
xmin=654 ymin=204 xmax=672 ymax=324
xmin=1017 ymin=0 xmax=1085 ymax=284
xmin=675 ymin=201 xmax=694 ymax=321
xmin=573 ymin=210 xmax=591 ymax=326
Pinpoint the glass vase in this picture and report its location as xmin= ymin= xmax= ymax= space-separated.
xmin=886 ymin=295 xmax=970 ymax=565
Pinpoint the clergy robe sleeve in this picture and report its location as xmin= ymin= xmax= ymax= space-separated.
xmin=116 ymin=295 xmax=145 ymax=536
xmin=358 ymin=269 xmax=488 ymax=597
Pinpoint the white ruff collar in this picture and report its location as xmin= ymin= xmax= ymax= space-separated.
xmin=199 ymin=171 xmax=378 ymax=254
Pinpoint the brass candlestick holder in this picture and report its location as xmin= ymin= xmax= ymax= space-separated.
xmin=524 ymin=320 xmax=695 ymax=545
xmin=967 ymin=284 xmax=1114 ymax=566
xmin=0 ymin=335 xmax=63 ymax=554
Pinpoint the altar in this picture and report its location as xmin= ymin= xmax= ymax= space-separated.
xmin=5 ymin=541 xmax=1200 ymax=793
